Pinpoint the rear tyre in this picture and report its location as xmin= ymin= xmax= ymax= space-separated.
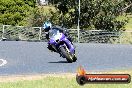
xmin=59 ymin=46 xmax=73 ymax=63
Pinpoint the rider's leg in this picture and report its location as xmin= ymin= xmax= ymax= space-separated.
xmin=47 ymin=45 xmax=62 ymax=57
xmin=67 ymin=37 xmax=73 ymax=44
xmin=47 ymin=44 xmax=56 ymax=52
xmin=64 ymin=32 xmax=73 ymax=44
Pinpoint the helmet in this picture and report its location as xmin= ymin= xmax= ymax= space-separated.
xmin=43 ymin=21 xmax=52 ymax=31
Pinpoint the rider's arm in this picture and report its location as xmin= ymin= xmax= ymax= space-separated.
xmin=52 ymin=26 xmax=69 ymax=36
xmin=45 ymin=32 xmax=50 ymax=40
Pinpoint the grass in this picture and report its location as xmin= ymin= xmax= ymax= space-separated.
xmin=116 ymin=14 xmax=132 ymax=30
xmin=0 ymin=71 xmax=131 ymax=88
xmin=112 ymin=14 xmax=132 ymax=44
xmin=119 ymin=15 xmax=132 ymax=44
xmin=119 ymin=32 xmax=132 ymax=44
xmin=125 ymin=15 xmax=132 ymax=30
xmin=0 ymin=77 xmax=131 ymax=88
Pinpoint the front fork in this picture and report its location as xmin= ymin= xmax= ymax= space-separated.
xmin=59 ymin=44 xmax=74 ymax=58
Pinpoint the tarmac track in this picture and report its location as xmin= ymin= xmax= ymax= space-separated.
xmin=0 ymin=41 xmax=132 ymax=75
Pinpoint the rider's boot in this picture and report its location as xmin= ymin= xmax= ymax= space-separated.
xmin=47 ymin=45 xmax=56 ymax=52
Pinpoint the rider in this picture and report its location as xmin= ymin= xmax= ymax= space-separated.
xmin=43 ymin=21 xmax=73 ymax=52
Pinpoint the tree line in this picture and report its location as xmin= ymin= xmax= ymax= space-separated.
xmin=0 ymin=0 xmax=132 ymax=31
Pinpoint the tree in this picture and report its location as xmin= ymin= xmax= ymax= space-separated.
xmin=50 ymin=0 xmax=129 ymax=31
xmin=0 ymin=0 xmax=36 ymax=26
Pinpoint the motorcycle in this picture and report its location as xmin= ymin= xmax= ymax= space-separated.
xmin=48 ymin=28 xmax=77 ymax=63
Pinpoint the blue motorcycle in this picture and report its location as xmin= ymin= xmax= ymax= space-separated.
xmin=48 ymin=28 xmax=77 ymax=63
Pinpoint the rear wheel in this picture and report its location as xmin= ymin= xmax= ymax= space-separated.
xmin=59 ymin=46 xmax=73 ymax=63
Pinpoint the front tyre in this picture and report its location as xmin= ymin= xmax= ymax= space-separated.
xmin=73 ymin=54 xmax=77 ymax=62
xmin=59 ymin=46 xmax=73 ymax=63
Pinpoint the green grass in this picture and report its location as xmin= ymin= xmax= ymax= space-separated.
xmin=0 ymin=77 xmax=131 ymax=88
xmin=116 ymin=14 xmax=132 ymax=30
xmin=119 ymin=15 xmax=132 ymax=44
xmin=125 ymin=16 xmax=132 ymax=30
xmin=0 ymin=72 xmax=131 ymax=88
xmin=112 ymin=14 xmax=132 ymax=44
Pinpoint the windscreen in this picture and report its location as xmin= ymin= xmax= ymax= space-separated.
xmin=49 ymin=29 xmax=60 ymax=38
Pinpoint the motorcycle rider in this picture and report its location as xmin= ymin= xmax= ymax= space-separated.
xmin=43 ymin=21 xmax=73 ymax=52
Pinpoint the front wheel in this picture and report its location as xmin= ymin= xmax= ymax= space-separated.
xmin=59 ymin=46 xmax=73 ymax=63
xmin=73 ymin=54 xmax=77 ymax=62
